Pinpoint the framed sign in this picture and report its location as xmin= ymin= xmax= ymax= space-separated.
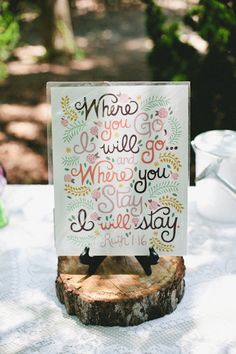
xmin=48 ymin=82 xmax=189 ymax=256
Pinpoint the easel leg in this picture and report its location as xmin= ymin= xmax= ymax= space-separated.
xmin=80 ymin=247 xmax=106 ymax=275
xmin=80 ymin=247 xmax=159 ymax=276
xmin=135 ymin=247 xmax=159 ymax=276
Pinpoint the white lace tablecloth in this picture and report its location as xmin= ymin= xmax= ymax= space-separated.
xmin=0 ymin=185 xmax=236 ymax=354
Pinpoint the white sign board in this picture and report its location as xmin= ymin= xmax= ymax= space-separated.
xmin=49 ymin=82 xmax=189 ymax=256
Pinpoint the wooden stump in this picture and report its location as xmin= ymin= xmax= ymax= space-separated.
xmin=56 ymin=256 xmax=185 ymax=326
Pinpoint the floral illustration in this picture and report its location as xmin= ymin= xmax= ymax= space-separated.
xmin=61 ymin=117 xmax=69 ymax=127
xmin=132 ymin=217 xmax=139 ymax=226
xmin=90 ymin=126 xmax=99 ymax=137
xmin=155 ymin=107 xmax=168 ymax=118
xmin=170 ymin=171 xmax=179 ymax=180
xmin=94 ymin=121 xmax=102 ymax=127
xmin=117 ymin=92 xmax=130 ymax=104
xmin=87 ymin=153 xmax=99 ymax=164
xmin=64 ymin=174 xmax=75 ymax=183
xmin=91 ymin=188 xmax=101 ymax=201
xmin=147 ymin=200 xmax=160 ymax=210
xmin=90 ymin=212 xmax=101 ymax=221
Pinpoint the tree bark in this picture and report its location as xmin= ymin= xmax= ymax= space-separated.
xmin=56 ymin=256 xmax=185 ymax=326
xmin=39 ymin=0 xmax=75 ymax=61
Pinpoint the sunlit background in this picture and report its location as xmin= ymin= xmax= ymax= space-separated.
xmin=0 ymin=0 xmax=236 ymax=184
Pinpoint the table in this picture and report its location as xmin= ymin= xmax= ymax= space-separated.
xmin=0 ymin=185 xmax=236 ymax=354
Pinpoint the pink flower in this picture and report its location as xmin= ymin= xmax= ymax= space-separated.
xmin=148 ymin=200 xmax=159 ymax=210
xmin=90 ymin=126 xmax=99 ymax=137
xmin=87 ymin=153 xmax=99 ymax=164
xmin=171 ymin=172 xmax=179 ymax=180
xmin=117 ymin=92 xmax=130 ymax=105
xmin=64 ymin=174 xmax=72 ymax=182
xmin=92 ymin=188 xmax=101 ymax=201
xmin=61 ymin=117 xmax=69 ymax=127
xmin=155 ymin=107 xmax=168 ymax=118
xmin=132 ymin=217 xmax=139 ymax=226
xmin=90 ymin=212 xmax=100 ymax=221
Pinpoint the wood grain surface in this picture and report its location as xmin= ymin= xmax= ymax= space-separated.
xmin=56 ymin=256 xmax=185 ymax=326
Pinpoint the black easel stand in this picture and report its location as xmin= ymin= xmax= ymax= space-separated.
xmin=80 ymin=247 xmax=159 ymax=276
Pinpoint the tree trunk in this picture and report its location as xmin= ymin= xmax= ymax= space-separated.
xmin=56 ymin=256 xmax=185 ymax=326
xmin=39 ymin=0 xmax=75 ymax=61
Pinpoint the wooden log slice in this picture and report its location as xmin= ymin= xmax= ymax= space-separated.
xmin=56 ymin=256 xmax=185 ymax=326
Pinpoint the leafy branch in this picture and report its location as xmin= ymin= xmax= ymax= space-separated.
xmin=62 ymin=155 xmax=80 ymax=167
xmin=67 ymin=198 xmax=94 ymax=212
xmin=64 ymin=184 xmax=90 ymax=197
xmin=140 ymin=96 xmax=170 ymax=111
xmin=150 ymin=237 xmax=174 ymax=253
xmin=67 ymin=234 xmax=94 ymax=247
xmin=160 ymin=152 xmax=182 ymax=171
xmin=149 ymin=181 xmax=179 ymax=198
xmin=159 ymin=195 xmax=184 ymax=213
xmin=61 ymin=96 xmax=78 ymax=121
xmin=169 ymin=117 xmax=182 ymax=145
xmin=63 ymin=121 xmax=86 ymax=143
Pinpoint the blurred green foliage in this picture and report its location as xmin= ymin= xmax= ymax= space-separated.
xmin=0 ymin=1 xmax=20 ymax=80
xmin=142 ymin=0 xmax=236 ymax=138
xmin=185 ymin=0 xmax=236 ymax=53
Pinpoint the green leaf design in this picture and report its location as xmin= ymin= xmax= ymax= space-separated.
xmin=61 ymin=96 xmax=78 ymax=121
xmin=149 ymin=181 xmax=179 ymax=198
xmin=62 ymin=155 xmax=80 ymax=167
xmin=63 ymin=121 xmax=86 ymax=143
xmin=67 ymin=198 xmax=94 ymax=212
xmin=67 ymin=234 xmax=95 ymax=247
xmin=141 ymin=96 xmax=170 ymax=111
xmin=168 ymin=117 xmax=182 ymax=145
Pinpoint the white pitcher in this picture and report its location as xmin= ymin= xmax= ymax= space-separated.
xmin=192 ymin=130 xmax=236 ymax=223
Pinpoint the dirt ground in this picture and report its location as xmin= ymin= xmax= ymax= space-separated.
xmin=0 ymin=0 xmax=195 ymax=184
